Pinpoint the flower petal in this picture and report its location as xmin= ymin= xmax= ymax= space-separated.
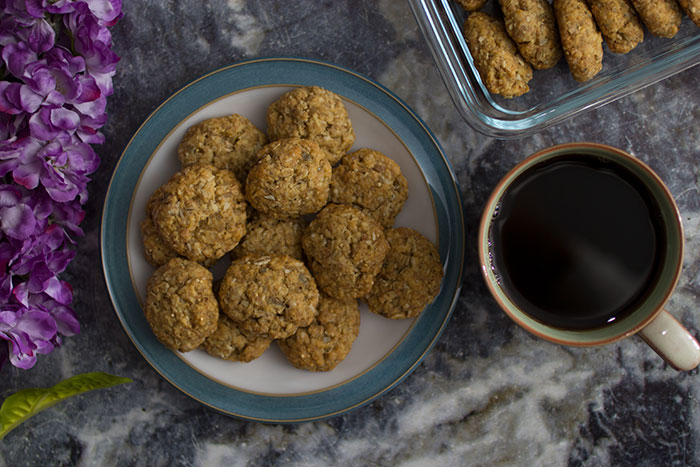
xmin=50 ymin=107 xmax=80 ymax=131
xmin=17 ymin=309 xmax=58 ymax=341
xmin=43 ymin=277 xmax=73 ymax=305
xmin=28 ymin=18 xmax=55 ymax=53
xmin=0 ymin=204 xmax=37 ymax=239
xmin=52 ymin=306 xmax=80 ymax=336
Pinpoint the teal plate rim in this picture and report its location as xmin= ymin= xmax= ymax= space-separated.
xmin=101 ymin=56 xmax=465 ymax=423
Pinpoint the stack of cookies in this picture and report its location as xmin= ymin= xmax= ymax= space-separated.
xmin=141 ymin=86 xmax=444 ymax=372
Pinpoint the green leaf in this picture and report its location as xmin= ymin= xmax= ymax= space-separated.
xmin=0 ymin=372 xmax=132 ymax=440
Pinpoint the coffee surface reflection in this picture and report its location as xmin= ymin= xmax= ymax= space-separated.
xmin=489 ymin=154 xmax=666 ymax=330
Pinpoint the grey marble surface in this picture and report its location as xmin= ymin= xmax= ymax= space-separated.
xmin=2 ymin=0 xmax=700 ymax=465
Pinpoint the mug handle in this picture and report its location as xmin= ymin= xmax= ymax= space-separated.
xmin=639 ymin=310 xmax=700 ymax=371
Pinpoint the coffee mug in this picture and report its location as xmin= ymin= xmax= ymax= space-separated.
xmin=478 ymin=142 xmax=700 ymax=371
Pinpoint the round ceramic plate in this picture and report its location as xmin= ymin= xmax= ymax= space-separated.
xmin=102 ymin=57 xmax=464 ymax=422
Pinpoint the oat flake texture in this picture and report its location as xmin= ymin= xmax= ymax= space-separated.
xmin=278 ymin=294 xmax=360 ymax=372
xmin=266 ymin=86 xmax=355 ymax=165
xmin=145 ymin=258 xmax=219 ymax=352
xmin=302 ymin=204 xmax=389 ymax=300
xmin=177 ymin=114 xmax=268 ymax=183
xmin=330 ymin=148 xmax=408 ymax=228
xmin=150 ymin=163 xmax=247 ymax=264
xmin=201 ymin=313 xmax=272 ymax=362
xmin=366 ymin=227 xmax=444 ymax=320
xmin=245 ymin=138 xmax=332 ymax=218
xmin=218 ymin=255 xmax=319 ymax=339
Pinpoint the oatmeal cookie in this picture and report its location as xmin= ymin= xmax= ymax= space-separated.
xmin=463 ymin=12 xmax=533 ymax=98
xmin=144 ymin=258 xmax=219 ymax=352
xmin=498 ymin=0 xmax=562 ymax=69
xmin=329 ymin=148 xmax=408 ymax=228
xmin=177 ymin=114 xmax=268 ymax=183
xmin=587 ymin=0 xmax=644 ymax=53
xmin=302 ymin=204 xmax=389 ymax=300
xmin=629 ymin=0 xmax=683 ymax=37
xmin=554 ymin=0 xmax=604 ymax=81
xmin=245 ymin=138 xmax=331 ymax=218
xmin=151 ymin=164 xmax=247 ymax=264
xmin=266 ymin=86 xmax=355 ymax=165
xmin=145 ymin=185 xmax=165 ymax=220
xmin=278 ymin=294 xmax=360 ymax=372
xmin=677 ymin=0 xmax=700 ymax=26
xmin=455 ymin=0 xmax=488 ymax=11
xmin=141 ymin=217 xmax=179 ymax=267
xmin=232 ymin=212 xmax=307 ymax=260
xmin=366 ymin=227 xmax=443 ymax=320
xmin=218 ymin=255 xmax=319 ymax=339
xmin=201 ymin=313 xmax=272 ymax=362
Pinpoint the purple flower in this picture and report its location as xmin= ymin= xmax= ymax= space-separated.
xmin=0 ymin=185 xmax=37 ymax=239
xmin=26 ymin=0 xmax=123 ymax=26
xmin=0 ymin=0 xmax=120 ymax=370
xmin=64 ymin=11 xmax=119 ymax=96
xmin=0 ymin=306 xmax=57 ymax=369
xmin=0 ymin=81 xmax=44 ymax=115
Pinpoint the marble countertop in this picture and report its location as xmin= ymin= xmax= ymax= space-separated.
xmin=2 ymin=1 xmax=700 ymax=465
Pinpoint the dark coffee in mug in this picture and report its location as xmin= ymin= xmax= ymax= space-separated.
xmin=488 ymin=154 xmax=667 ymax=330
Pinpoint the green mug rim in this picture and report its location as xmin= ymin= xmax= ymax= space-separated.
xmin=478 ymin=142 xmax=684 ymax=347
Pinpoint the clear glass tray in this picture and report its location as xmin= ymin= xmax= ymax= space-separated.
xmin=408 ymin=0 xmax=700 ymax=138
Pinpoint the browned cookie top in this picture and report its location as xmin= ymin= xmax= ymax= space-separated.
xmin=145 ymin=258 xmax=219 ymax=352
xmin=463 ymin=12 xmax=533 ymax=97
xmin=302 ymin=204 xmax=389 ymax=300
xmin=266 ymin=86 xmax=355 ymax=165
xmin=177 ymin=114 xmax=268 ymax=183
xmin=218 ymin=254 xmax=319 ymax=339
xmin=278 ymin=294 xmax=360 ymax=372
xmin=150 ymin=163 xmax=247 ymax=264
xmin=330 ymin=148 xmax=408 ymax=228
xmin=245 ymin=138 xmax=332 ymax=218
xmin=201 ymin=313 xmax=272 ymax=363
xmin=231 ymin=211 xmax=307 ymax=260
xmin=366 ymin=227 xmax=443 ymax=320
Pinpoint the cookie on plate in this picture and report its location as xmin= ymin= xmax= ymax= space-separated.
xmin=140 ymin=217 xmax=179 ymax=267
xmin=144 ymin=258 xmax=219 ymax=352
xmin=231 ymin=211 xmax=307 ymax=260
xmin=218 ymin=255 xmax=319 ymax=339
xmin=150 ymin=163 xmax=247 ymax=264
xmin=366 ymin=227 xmax=443 ymax=319
xmin=329 ymin=148 xmax=408 ymax=228
xmin=302 ymin=204 xmax=389 ymax=300
xmin=278 ymin=294 xmax=360 ymax=372
xmin=245 ymin=138 xmax=331 ymax=218
xmin=200 ymin=313 xmax=272 ymax=362
xmin=177 ymin=114 xmax=268 ymax=183
xmin=266 ymin=86 xmax=355 ymax=165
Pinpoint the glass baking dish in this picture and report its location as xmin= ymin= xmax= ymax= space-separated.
xmin=407 ymin=0 xmax=700 ymax=138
